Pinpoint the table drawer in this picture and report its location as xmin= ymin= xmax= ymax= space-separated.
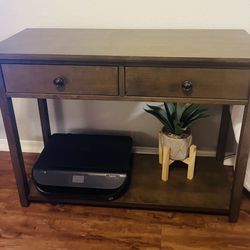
xmin=2 ymin=64 xmax=118 ymax=96
xmin=125 ymin=67 xmax=250 ymax=100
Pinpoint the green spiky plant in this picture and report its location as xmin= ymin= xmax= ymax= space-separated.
xmin=145 ymin=103 xmax=209 ymax=138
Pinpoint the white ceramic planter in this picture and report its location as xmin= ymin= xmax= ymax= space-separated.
xmin=159 ymin=131 xmax=192 ymax=160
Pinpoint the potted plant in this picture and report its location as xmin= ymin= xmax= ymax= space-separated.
xmin=145 ymin=103 xmax=209 ymax=160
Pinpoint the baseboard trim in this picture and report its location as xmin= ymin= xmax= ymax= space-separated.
xmin=0 ymin=138 xmax=223 ymax=158
xmin=0 ymin=139 xmax=44 ymax=153
xmin=133 ymin=146 xmax=218 ymax=157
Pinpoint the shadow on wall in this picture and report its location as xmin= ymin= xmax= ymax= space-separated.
xmin=192 ymin=104 xmax=220 ymax=151
xmin=192 ymin=105 xmax=236 ymax=153
xmin=50 ymin=99 xmax=66 ymax=133
xmin=49 ymin=99 xmax=160 ymax=147
xmin=48 ymin=100 xmax=234 ymax=151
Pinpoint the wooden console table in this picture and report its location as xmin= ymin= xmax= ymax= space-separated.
xmin=0 ymin=29 xmax=250 ymax=222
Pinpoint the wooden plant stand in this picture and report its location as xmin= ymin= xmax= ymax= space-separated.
xmin=159 ymin=144 xmax=197 ymax=182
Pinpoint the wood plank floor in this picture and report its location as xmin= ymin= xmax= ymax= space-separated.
xmin=0 ymin=151 xmax=250 ymax=250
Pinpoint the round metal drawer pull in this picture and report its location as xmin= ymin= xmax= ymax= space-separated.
xmin=182 ymin=80 xmax=193 ymax=94
xmin=53 ymin=77 xmax=65 ymax=87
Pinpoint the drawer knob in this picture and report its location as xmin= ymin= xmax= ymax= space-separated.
xmin=53 ymin=77 xmax=65 ymax=87
xmin=182 ymin=80 xmax=193 ymax=94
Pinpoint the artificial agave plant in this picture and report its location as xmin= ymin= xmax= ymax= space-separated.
xmin=145 ymin=103 xmax=209 ymax=138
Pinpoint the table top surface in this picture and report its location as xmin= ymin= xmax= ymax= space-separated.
xmin=0 ymin=29 xmax=250 ymax=64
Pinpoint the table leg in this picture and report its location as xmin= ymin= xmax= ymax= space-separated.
xmin=37 ymin=99 xmax=51 ymax=145
xmin=0 ymin=70 xmax=29 ymax=206
xmin=216 ymin=105 xmax=230 ymax=165
xmin=229 ymin=99 xmax=250 ymax=222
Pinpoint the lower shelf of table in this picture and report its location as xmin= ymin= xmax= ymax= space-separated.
xmin=28 ymin=154 xmax=233 ymax=214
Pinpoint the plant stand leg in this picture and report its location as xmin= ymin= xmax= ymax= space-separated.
xmin=159 ymin=132 xmax=163 ymax=164
xmin=187 ymin=145 xmax=197 ymax=180
xmin=162 ymin=146 xmax=170 ymax=182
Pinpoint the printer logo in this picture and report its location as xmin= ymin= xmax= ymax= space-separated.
xmin=72 ymin=175 xmax=85 ymax=183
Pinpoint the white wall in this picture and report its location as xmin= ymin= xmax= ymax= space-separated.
xmin=0 ymin=0 xmax=249 ymax=150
